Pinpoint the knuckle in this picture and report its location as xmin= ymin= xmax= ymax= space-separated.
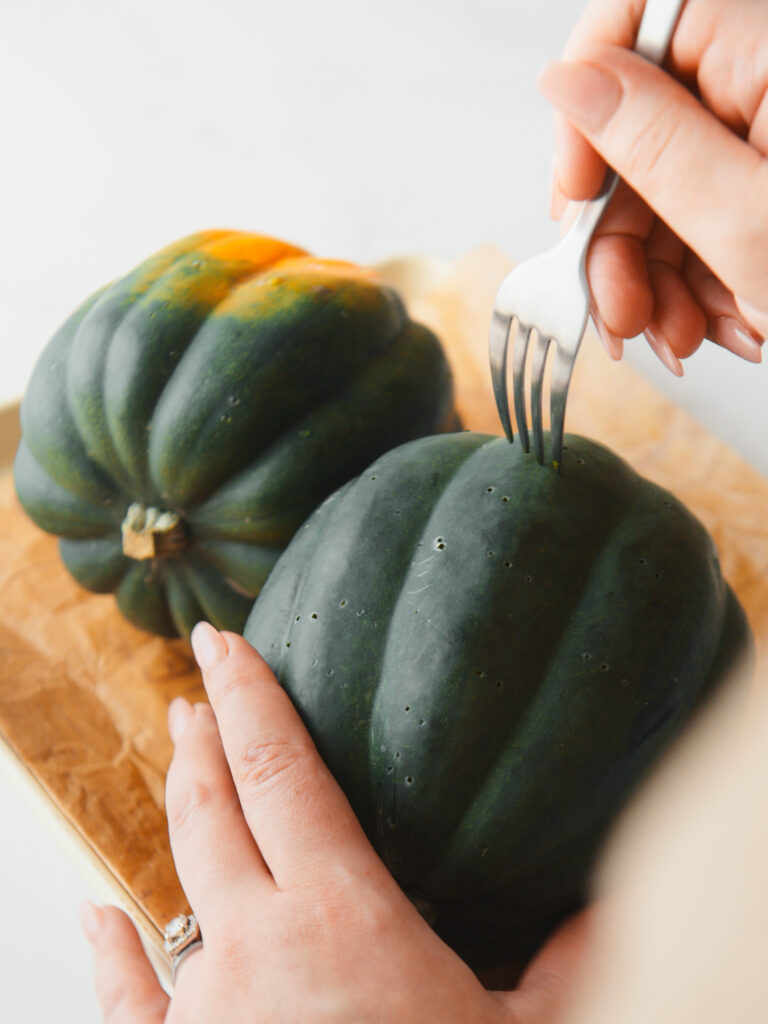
xmin=235 ymin=738 xmax=313 ymax=798
xmin=622 ymin=105 xmax=681 ymax=188
xmin=166 ymin=777 xmax=215 ymax=835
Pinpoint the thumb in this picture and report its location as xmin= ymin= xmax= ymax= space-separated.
xmin=496 ymin=906 xmax=598 ymax=1023
xmin=81 ymin=902 xmax=169 ymax=1023
xmin=537 ymin=46 xmax=768 ymax=321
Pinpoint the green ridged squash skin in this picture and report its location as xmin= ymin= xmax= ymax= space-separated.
xmin=244 ymin=430 xmax=751 ymax=969
xmin=13 ymin=231 xmax=457 ymax=639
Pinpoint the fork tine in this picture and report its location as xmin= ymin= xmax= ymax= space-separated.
xmin=530 ymin=333 xmax=552 ymax=465
xmin=489 ymin=311 xmax=514 ymax=442
xmin=512 ymin=322 xmax=531 ymax=452
xmin=549 ymin=345 xmax=575 ymax=472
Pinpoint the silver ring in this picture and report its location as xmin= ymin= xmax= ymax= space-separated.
xmin=163 ymin=913 xmax=203 ymax=981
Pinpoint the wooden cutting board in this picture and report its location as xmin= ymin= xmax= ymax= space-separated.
xmin=1 ymin=248 xmax=766 ymax=988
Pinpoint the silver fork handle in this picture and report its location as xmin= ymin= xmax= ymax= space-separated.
xmin=566 ymin=0 xmax=687 ymax=247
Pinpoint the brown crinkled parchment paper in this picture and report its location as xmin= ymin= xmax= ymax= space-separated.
xmin=0 ymin=248 xmax=765 ymax=987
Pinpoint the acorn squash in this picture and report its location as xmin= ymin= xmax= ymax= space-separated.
xmin=244 ymin=430 xmax=751 ymax=969
xmin=14 ymin=230 xmax=457 ymax=638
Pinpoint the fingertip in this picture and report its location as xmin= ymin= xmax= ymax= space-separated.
xmin=549 ymin=174 xmax=568 ymax=221
xmin=554 ymin=118 xmax=609 ymax=201
xmin=79 ymin=899 xmax=104 ymax=944
xmin=645 ymin=327 xmax=685 ymax=376
xmin=168 ymin=696 xmax=194 ymax=743
xmin=191 ymin=620 xmax=228 ymax=672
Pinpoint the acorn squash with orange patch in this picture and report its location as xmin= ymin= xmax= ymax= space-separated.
xmin=14 ymin=230 xmax=457 ymax=637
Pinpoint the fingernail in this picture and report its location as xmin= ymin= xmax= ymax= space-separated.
xmin=190 ymin=621 xmax=227 ymax=672
xmin=713 ymin=317 xmax=763 ymax=363
xmin=168 ymin=696 xmax=194 ymax=743
xmin=734 ymin=297 xmax=768 ymax=338
xmin=80 ymin=899 xmax=103 ymax=944
xmin=645 ymin=326 xmax=684 ymax=377
xmin=538 ymin=60 xmax=622 ymax=134
xmin=593 ymin=315 xmax=624 ymax=360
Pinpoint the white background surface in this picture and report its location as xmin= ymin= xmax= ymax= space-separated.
xmin=1 ymin=1 xmax=765 ymax=1020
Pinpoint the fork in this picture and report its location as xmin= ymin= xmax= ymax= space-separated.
xmin=489 ymin=0 xmax=687 ymax=470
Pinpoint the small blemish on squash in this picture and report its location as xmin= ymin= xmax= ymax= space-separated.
xmin=496 ymin=681 xmax=504 ymax=691
xmin=486 ymin=486 xmax=495 ymax=493
xmin=435 ymin=537 xmax=445 ymax=550
xmin=339 ymin=600 xmax=347 ymax=607
xmin=395 ymin=752 xmax=401 ymax=760
xmin=655 ymin=572 xmax=663 ymax=579
xmin=488 ymin=550 xmax=494 ymax=557
xmin=476 ymin=670 xmax=485 ymax=678
xmin=405 ymin=776 xmax=413 ymax=785
xmin=503 ymin=560 xmax=512 ymax=568
xmin=640 ymin=558 xmax=647 ymax=565
xmin=227 ymin=395 xmax=240 ymax=406
xmin=327 ymin=669 xmax=334 ymax=677
xmin=404 ymin=705 xmax=411 ymax=712
xmin=525 ymin=574 xmax=533 ymax=583
xmin=370 ymin=475 xmax=377 ymax=480
xmin=311 ymin=612 xmax=318 ymax=619
xmin=601 ymin=663 xmax=610 ymax=672
xmin=582 ymin=653 xmax=591 ymax=662
xmin=394 ymin=509 xmax=401 ymax=515
xmin=501 ymin=496 xmax=509 ymax=503
xmin=285 ymin=641 xmax=291 ymax=648
xmin=387 ymin=766 xmax=394 ymax=774
xmin=576 ymin=457 xmax=585 ymax=465
xmin=357 ymin=608 xmax=365 ymax=616
xmin=387 ymin=817 xmax=396 ymax=829
xmin=419 ymin=719 xmax=426 ymax=727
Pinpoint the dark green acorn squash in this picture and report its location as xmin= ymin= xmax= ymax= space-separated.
xmin=244 ymin=430 xmax=751 ymax=970
xmin=14 ymin=230 xmax=457 ymax=639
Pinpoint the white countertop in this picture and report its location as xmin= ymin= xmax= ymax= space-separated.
xmin=1 ymin=1 xmax=765 ymax=1019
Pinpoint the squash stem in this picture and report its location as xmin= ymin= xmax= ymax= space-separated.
xmin=121 ymin=502 xmax=188 ymax=560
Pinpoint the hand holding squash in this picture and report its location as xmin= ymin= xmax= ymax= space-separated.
xmin=80 ymin=625 xmax=593 ymax=1024
xmin=539 ymin=0 xmax=768 ymax=369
